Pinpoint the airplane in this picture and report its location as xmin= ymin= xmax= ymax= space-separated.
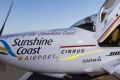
xmin=1 ymin=0 xmax=120 ymax=80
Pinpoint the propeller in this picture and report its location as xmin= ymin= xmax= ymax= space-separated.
xmin=0 ymin=0 xmax=13 ymax=73
xmin=0 ymin=0 xmax=13 ymax=36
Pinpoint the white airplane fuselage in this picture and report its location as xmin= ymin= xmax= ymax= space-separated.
xmin=0 ymin=27 xmax=119 ymax=74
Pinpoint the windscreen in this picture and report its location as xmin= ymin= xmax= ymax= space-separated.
xmin=71 ymin=14 xmax=97 ymax=32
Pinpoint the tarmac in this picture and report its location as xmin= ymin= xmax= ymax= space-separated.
xmin=28 ymin=73 xmax=119 ymax=80
xmin=0 ymin=62 xmax=26 ymax=80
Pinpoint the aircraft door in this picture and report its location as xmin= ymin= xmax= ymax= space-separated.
xmin=96 ymin=0 xmax=120 ymax=43
xmin=99 ymin=24 xmax=120 ymax=47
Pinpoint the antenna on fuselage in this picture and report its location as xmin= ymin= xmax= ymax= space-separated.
xmin=0 ymin=0 xmax=13 ymax=36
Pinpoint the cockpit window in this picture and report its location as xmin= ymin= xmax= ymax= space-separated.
xmin=101 ymin=12 xmax=106 ymax=22
xmin=71 ymin=14 xmax=97 ymax=32
xmin=102 ymin=0 xmax=116 ymax=9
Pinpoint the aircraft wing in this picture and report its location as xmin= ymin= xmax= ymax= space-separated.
xmin=102 ymin=59 xmax=120 ymax=79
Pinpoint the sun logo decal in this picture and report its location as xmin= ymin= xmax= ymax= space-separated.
xmin=0 ymin=46 xmax=8 ymax=55
xmin=0 ymin=40 xmax=23 ymax=61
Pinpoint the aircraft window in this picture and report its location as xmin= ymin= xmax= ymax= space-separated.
xmin=71 ymin=14 xmax=97 ymax=32
xmin=100 ymin=0 xmax=116 ymax=22
xmin=102 ymin=0 xmax=116 ymax=9
xmin=99 ymin=25 xmax=120 ymax=47
xmin=101 ymin=12 xmax=106 ymax=22
xmin=74 ymin=22 xmax=95 ymax=32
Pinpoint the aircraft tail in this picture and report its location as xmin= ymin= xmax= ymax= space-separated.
xmin=0 ymin=1 xmax=13 ymax=36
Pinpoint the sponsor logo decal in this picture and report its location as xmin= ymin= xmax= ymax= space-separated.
xmin=0 ymin=40 xmax=21 ymax=59
xmin=106 ymin=51 xmax=120 ymax=56
xmin=0 ymin=40 xmax=17 ymax=57
xmin=3 ymin=30 xmax=76 ymax=40
xmin=61 ymin=49 xmax=84 ymax=54
xmin=0 ymin=38 xmax=57 ymax=61
xmin=82 ymin=56 xmax=102 ymax=63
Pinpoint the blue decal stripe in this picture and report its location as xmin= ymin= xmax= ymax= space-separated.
xmin=0 ymin=40 xmax=17 ymax=57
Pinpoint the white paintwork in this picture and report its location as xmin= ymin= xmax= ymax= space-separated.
xmin=1 ymin=0 xmax=120 ymax=79
xmin=0 ymin=26 xmax=120 ymax=74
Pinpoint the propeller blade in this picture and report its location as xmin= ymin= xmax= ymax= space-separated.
xmin=0 ymin=1 xmax=13 ymax=36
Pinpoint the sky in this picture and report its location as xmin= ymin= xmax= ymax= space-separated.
xmin=0 ymin=0 xmax=105 ymax=34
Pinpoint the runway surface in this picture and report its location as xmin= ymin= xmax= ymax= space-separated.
xmin=28 ymin=73 xmax=62 ymax=80
xmin=27 ymin=73 xmax=118 ymax=80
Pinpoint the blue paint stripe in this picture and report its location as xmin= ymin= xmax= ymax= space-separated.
xmin=0 ymin=40 xmax=17 ymax=57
